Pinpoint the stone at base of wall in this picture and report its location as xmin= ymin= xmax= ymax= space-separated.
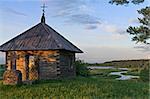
xmin=3 ymin=70 xmax=22 ymax=85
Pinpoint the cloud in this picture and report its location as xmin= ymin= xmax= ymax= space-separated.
xmin=77 ymin=46 xmax=148 ymax=63
xmin=128 ymin=18 xmax=139 ymax=24
xmin=85 ymin=25 xmax=98 ymax=30
xmin=109 ymin=33 xmax=128 ymax=40
xmin=78 ymin=5 xmax=94 ymax=13
xmin=46 ymin=0 xmax=129 ymax=32
xmin=5 ymin=8 xmax=27 ymax=16
xmin=47 ymin=0 xmax=100 ymax=29
xmin=69 ymin=14 xmax=100 ymax=25
xmin=134 ymin=45 xmax=150 ymax=52
xmin=99 ymin=23 xmax=126 ymax=34
xmin=48 ymin=0 xmax=82 ymax=16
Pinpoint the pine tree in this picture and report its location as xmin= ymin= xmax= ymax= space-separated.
xmin=109 ymin=0 xmax=150 ymax=44
xmin=127 ymin=7 xmax=150 ymax=44
xmin=109 ymin=0 xmax=145 ymax=5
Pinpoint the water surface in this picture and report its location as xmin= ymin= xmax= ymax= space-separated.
xmin=88 ymin=66 xmax=139 ymax=80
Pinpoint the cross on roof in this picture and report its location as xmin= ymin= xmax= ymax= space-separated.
xmin=41 ymin=4 xmax=47 ymax=14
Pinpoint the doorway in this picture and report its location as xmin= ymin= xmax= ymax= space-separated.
xmin=25 ymin=55 xmax=39 ymax=80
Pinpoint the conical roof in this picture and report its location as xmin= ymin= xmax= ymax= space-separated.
xmin=0 ymin=22 xmax=83 ymax=53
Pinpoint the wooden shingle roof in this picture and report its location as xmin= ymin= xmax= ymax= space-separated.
xmin=0 ymin=22 xmax=83 ymax=53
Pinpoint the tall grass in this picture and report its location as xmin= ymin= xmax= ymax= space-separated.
xmin=0 ymin=77 xmax=149 ymax=99
xmin=140 ymin=68 xmax=149 ymax=82
xmin=0 ymin=62 xmax=149 ymax=99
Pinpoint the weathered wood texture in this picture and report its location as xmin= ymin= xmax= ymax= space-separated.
xmin=38 ymin=51 xmax=59 ymax=80
xmin=59 ymin=51 xmax=76 ymax=77
xmin=6 ymin=50 xmax=59 ymax=81
xmin=0 ymin=23 xmax=83 ymax=53
xmin=6 ymin=50 xmax=76 ymax=81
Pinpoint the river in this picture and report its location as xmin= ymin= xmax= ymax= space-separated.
xmin=87 ymin=66 xmax=139 ymax=80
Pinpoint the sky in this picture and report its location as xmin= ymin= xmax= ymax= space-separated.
xmin=0 ymin=0 xmax=149 ymax=63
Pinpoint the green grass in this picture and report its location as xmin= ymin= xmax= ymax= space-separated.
xmin=0 ymin=64 xmax=149 ymax=99
xmin=89 ymin=68 xmax=122 ymax=75
xmin=89 ymin=69 xmax=122 ymax=79
xmin=0 ymin=65 xmax=5 ymax=79
xmin=87 ymin=63 xmax=113 ymax=66
xmin=0 ymin=77 xmax=149 ymax=99
xmin=121 ymin=68 xmax=140 ymax=76
xmin=121 ymin=71 xmax=140 ymax=76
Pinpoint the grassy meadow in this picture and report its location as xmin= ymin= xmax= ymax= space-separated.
xmin=0 ymin=68 xmax=149 ymax=99
xmin=0 ymin=76 xmax=149 ymax=99
xmin=0 ymin=62 xmax=149 ymax=99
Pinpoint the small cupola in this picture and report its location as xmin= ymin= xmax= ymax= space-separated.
xmin=41 ymin=13 xmax=45 ymax=23
xmin=41 ymin=4 xmax=47 ymax=23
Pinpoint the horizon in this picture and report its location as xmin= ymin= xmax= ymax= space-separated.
xmin=0 ymin=53 xmax=149 ymax=64
xmin=0 ymin=52 xmax=149 ymax=64
xmin=0 ymin=0 xmax=150 ymax=63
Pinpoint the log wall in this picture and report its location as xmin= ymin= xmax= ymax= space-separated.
xmin=59 ymin=51 xmax=76 ymax=77
xmin=38 ymin=51 xmax=59 ymax=80
xmin=6 ymin=51 xmax=59 ymax=81
xmin=6 ymin=50 xmax=76 ymax=81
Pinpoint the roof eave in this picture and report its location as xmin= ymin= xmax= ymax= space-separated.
xmin=0 ymin=49 xmax=84 ymax=53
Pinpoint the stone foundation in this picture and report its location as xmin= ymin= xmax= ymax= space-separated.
xmin=3 ymin=70 xmax=22 ymax=85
